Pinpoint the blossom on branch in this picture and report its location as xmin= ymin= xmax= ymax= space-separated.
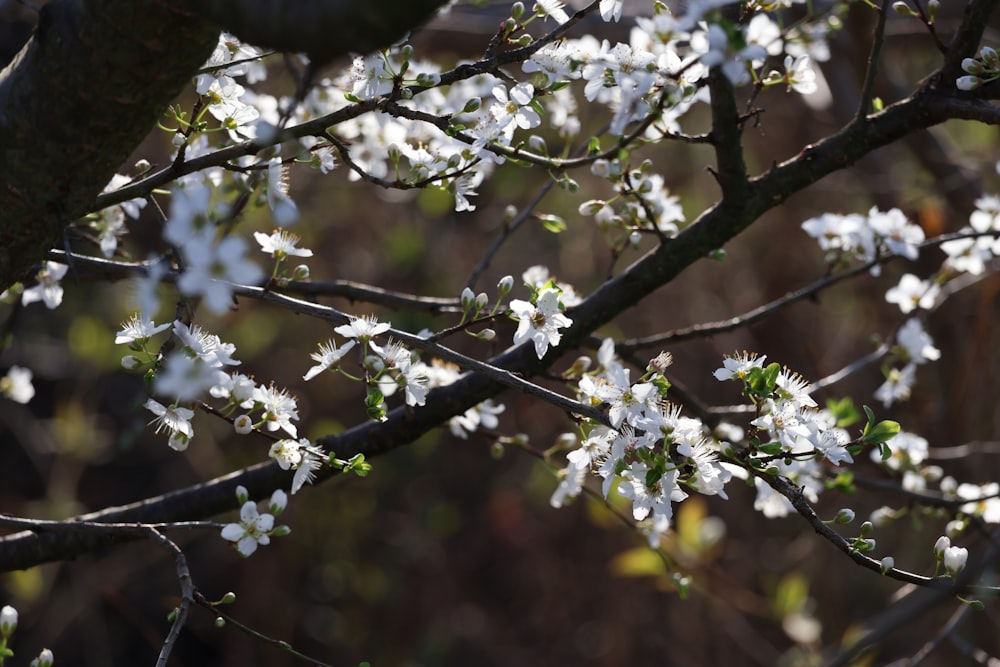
xmin=509 ymin=287 xmax=573 ymax=359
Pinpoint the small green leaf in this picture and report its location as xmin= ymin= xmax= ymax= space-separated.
xmin=827 ymin=396 xmax=862 ymax=427
xmin=758 ymin=442 xmax=783 ymax=456
xmin=862 ymin=420 xmax=901 ymax=445
xmin=863 ymin=404 xmax=875 ymax=425
xmin=878 ymin=442 xmax=893 ymax=461
xmin=537 ymin=213 xmax=567 ymax=233
xmin=587 ymin=136 xmax=601 ymax=155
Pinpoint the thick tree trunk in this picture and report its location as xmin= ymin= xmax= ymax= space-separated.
xmin=0 ymin=0 xmax=450 ymax=290
xmin=0 ymin=0 xmax=219 ymax=288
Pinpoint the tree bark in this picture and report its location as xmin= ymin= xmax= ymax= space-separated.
xmin=0 ymin=0 xmax=450 ymax=290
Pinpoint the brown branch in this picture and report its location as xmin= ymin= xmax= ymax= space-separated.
xmin=6 ymin=19 xmax=1000 ymax=571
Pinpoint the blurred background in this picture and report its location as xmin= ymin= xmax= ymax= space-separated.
xmin=2 ymin=1 xmax=1000 ymax=665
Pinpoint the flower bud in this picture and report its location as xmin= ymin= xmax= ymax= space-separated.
xmin=474 ymin=328 xmax=496 ymax=341
xmin=943 ymin=545 xmax=968 ymax=576
xmin=30 ymin=648 xmax=53 ymax=667
xmin=511 ymin=1 xmax=525 ymax=19
xmin=460 ymin=287 xmax=476 ymax=311
xmin=134 ymin=159 xmax=152 ymax=174
xmin=1 ymin=604 xmax=18 ymax=638
xmin=629 ymin=231 xmax=642 ymax=246
xmin=462 ymin=97 xmax=482 ymax=114
xmin=291 ymin=264 xmax=311 ymax=281
xmin=497 ymin=275 xmax=514 ymax=297
xmin=933 ymin=535 xmax=950 ymax=560
xmin=945 ymin=519 xmax=966 ymax=538
xmin=958 ymin=75 xmax=984 ymax=91
xmin=171 ymin=132 xmax=187 ymax=148
xmin=834 ymin=508 xmax=856 ymax=524
xmin=416 ymin=72 xmax=441 ymax=87
xmin=235 ymin=485 xmax=250 ymax=505
xmin=860 ymin=520 xmax=874 ymax=537
xmin=962 ymin=58 xmax=985 ymax=75
xmin=891 ymin=1 xmax=914 ymax=15
xmin=475 ymin=292 xmax=489 ymax=310
xmin=928 ymin=0 xmax=939 ymax=21
xmin=880 ymin=556 xmax=894 ymax=574
xmin=269 ymin=489 xmax=288 ymax=514
xmin=982 ymin=46 xmax=999 ymax=69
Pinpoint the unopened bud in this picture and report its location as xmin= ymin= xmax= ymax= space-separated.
xmin=462 ymin=97 xmax=482 ymax=113
xmin=460 ymin=287 xmax=476 ymax=311
xmin=497 ymin=275 xmax=514 ymax=297
xmin=834 ymin=508 xmax=856 ymax=524
xmin=1 ymin=605 xmax=18 ymax=638
xmin=891 ymin=1 xmax=915 ymax=16
xmin=134 ymin=159 xmax=152 ymax=174
xmin=934 ymin=535 xmax=950 ymax=560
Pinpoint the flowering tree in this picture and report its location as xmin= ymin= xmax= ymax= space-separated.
xmin=2 ymin=0 xmax=1000 ymax=664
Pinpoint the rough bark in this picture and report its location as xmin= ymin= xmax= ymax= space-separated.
xmin=0 ymin=0 xmax=451 ymax=290
xmin=180 ymin=0 xmax=449 ymax=65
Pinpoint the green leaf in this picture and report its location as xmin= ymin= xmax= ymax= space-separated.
xmin=862 ymin=420 xmax=901 ymax=445
xmin=826 ymin=396 xmax=862 ymax=427
xmin=758 ymin=442 xmax=783 ymax=455
xmin=609 ymin=547 xmax=667 ymax=578
xmin=863 ymin=404 xmax=875 ymax=425
xmin=878 ymin=442 xmax=893 ymax=461
xmin=537 ymin=213 xmax=567 ymax=233
xmin=826 ymin=470 xmax=856 ymax=493
xmin=587 ymin=136 xmax=601 ymax=155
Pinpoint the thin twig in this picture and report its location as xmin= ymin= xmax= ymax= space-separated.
xmin=856 ymin=0 xmax=892 ymax=123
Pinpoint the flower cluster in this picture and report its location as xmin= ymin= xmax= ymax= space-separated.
xmin=220 ymin=486 xmax=289 ymax=557
xmin=801 ymin=206 xmax=925 ymax=271
xmin=551 ymin=339 xmax=738 ymax=546
xmin=957 ymin=45 xmax=1000 ymax=91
